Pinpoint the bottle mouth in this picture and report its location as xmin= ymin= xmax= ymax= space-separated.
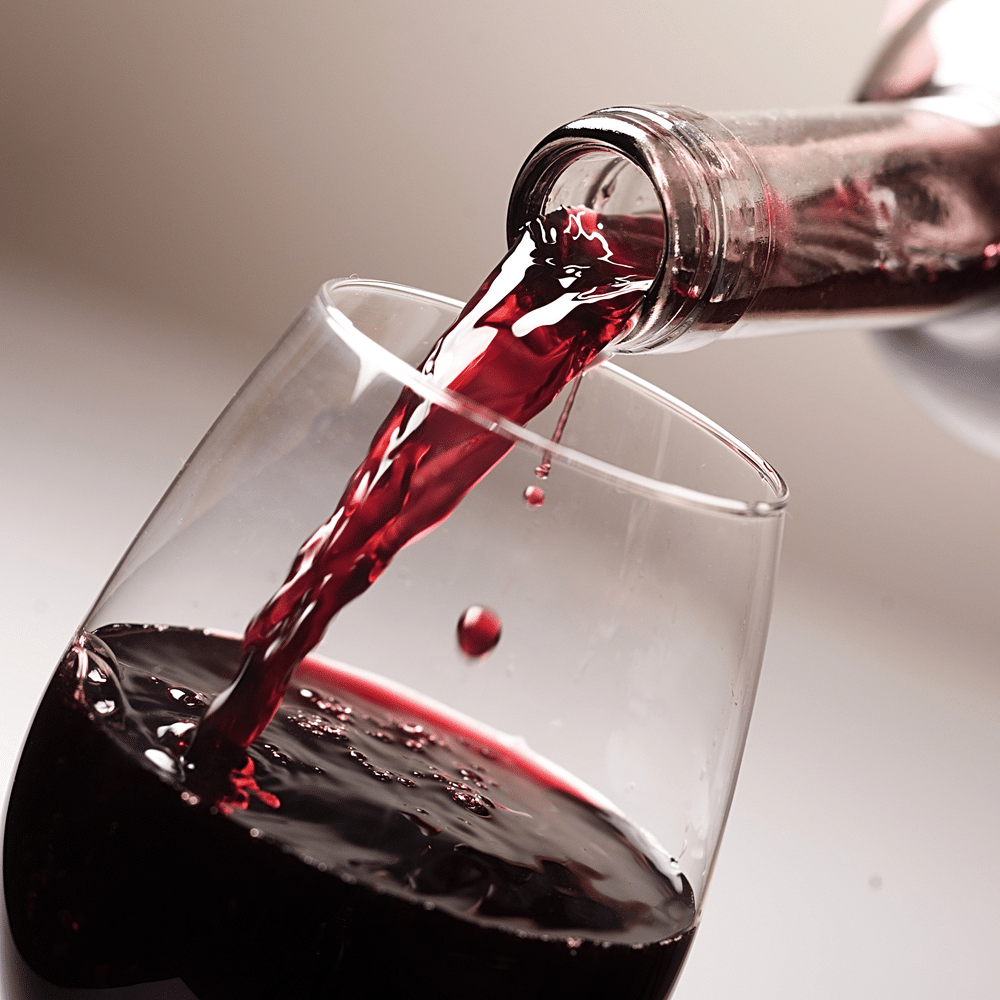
xmin=506 ymin=106 xmax=771 ymax=353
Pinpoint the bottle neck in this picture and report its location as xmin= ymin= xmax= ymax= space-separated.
xmin=507 ymin=97 xmax=1000 ymax=353
xmin=507 ymin=1 xmax=1000 ymax=354
xmin=507 ymin=105 xmax=771 ymax=352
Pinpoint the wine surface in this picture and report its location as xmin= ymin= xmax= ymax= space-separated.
xmin=4 ymin=625 xmax=695 ymax=999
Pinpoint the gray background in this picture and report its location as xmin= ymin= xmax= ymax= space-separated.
xmin=2 ymin=2 xmax=998 ymax=997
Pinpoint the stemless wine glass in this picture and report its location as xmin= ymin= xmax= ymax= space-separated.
xmin=3 ymin=278 xmax=786 ymax=1000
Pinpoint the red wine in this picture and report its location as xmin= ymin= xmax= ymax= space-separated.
xmin=455 ymin=606 xmax=503 ymax=657
xmin=189 ymin=207 xmax=660 ymax=764
xmin=522 ymin=485 xmax=546 ymax=507
xmin=4 ymin=625 xmax=696 ymax=999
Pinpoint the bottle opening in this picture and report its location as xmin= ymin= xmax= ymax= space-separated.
xmin=543 ymin=150 xmax=663 ymax=223
xmin=507 ymin=107 xmax=771 ymax=354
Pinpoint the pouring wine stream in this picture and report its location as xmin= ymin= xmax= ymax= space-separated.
xmin=185 ymin=206 xmax=662 ymax=775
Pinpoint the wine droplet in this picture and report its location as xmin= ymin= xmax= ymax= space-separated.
xmin=457 ymin=606 xmax=502 ymax=657
xmin=523 ymin=485 xmax=545 ymax=507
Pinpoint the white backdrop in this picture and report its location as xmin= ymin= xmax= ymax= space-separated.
xmin=2 ymin=2 xmax=999 ymax=997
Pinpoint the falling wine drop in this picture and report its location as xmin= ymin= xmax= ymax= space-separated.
xmin=523 ymin=485 xmax=545 ymax=507
xmin=457 ymin=606 xmax=502 ymax=657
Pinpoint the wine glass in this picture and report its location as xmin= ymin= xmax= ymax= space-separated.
xmin=3 ymin=278 xmax=786 ymax=999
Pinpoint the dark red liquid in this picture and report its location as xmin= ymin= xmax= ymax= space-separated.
xmin=4 ymin=625 xmax=695 ymax=999
xmin=456 ymin=606 xmax=503 ymax=657
xmin=522 ymin=485 xmax=545 ymax=507
xmin=188 ymin=207 xmax=659 ymax=766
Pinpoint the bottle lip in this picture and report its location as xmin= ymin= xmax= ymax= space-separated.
xmin=507 ymin=105 xmax=770 ymax=353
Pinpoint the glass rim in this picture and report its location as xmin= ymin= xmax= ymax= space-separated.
xmin=319 ymin=278 xmax=788 ymax=517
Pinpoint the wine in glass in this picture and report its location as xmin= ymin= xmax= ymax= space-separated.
xmin=3 ymin=267 xmax=785 ymax=998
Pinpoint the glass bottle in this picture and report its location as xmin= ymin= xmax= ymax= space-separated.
xmin=506 ymin=0 xmax=1000 ymax=356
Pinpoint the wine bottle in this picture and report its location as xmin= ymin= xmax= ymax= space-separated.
xmin=507 ymin=0 xmax=999 ymax=350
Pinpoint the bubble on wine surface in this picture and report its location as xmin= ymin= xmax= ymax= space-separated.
xmin=523 ymin=485 xmax=545 ymax=507
xmin=457 ymin=605 xmax=502 ymax=657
